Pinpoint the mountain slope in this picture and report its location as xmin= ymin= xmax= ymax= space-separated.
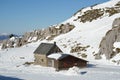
xmin=53 ymin=0 xmax=120 ymax=62
xmin=1 ymin=0 xmax=120 ymax=64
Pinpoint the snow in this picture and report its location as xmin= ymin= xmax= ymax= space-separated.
xmin=47 ymin=53 xmax=68 ymax=60
xmin=54 ymin=0 xmax=120 ymax=62
xmin=28 ymin=37 xmax=37 ymax=42
xmin=55 ymin=25 xmax=60 ymax=29
xmin=66 ymin=66 xmax=80 ymax=75
xmin=93 ymin=0 xmax=119 ymax=9
xmin=48 ymin=53 xmax=63 ymax=60
xmin=0 ymin=41 xmax=120 ymax=80
xmin=54 ymin=13 xmax=120 ymax=62
xmin=113 ymin=42 xmax=120 ymax=48
xmin=1 ymin=0 xmax=120 ymax=80
xmin=111 ymin=42 xmax=120 ymax=61
xmin=0 ymin=45 xmax=1 ymax=50
xmin=10 ymin=37 xmax=16 ymax=41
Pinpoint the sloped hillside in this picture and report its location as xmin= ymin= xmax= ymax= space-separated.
xmin=1 ymin=0 xmax=120 ymax=64
xmin=53 ymin=0 xmax=120 ymax=63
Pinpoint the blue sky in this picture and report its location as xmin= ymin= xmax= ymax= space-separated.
xmin=0 ymin=0 xmax=109 ymax=34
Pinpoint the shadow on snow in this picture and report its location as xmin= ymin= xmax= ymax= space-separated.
xmin=0 ymin=75 xmax=23 ymax=80
xmin=87 ymin=64 xmax=97 ymax=68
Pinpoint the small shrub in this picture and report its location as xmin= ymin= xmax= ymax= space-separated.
xmin=115 ymin=2 xmax=120 ymax=6
xmin=20 ymin=57 xmax=25 ymax=59
xmin=62 ymin=44 xmax=67 ymax=48
xmin=112 ymin=60 xmax=116 ymax=63
xmin=23 ymin=62 xmax=33 ymax=66
xmin=116 ymin=48 xmax=120 ymax=53
xmin=94 ymin=54 xmax=102 ymax=60
xmin=81 ymin=53 xmax=87 ymax=58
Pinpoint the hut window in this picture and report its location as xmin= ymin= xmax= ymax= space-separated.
xmin=41 ymin=59 xmax=44 ymax=62
xmin=74 ymin=63 xmax=78 ymax=66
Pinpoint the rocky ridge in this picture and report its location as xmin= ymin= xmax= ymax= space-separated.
xmin=1 ymin=23 xmax=75 ymax=49
xmin=74 ymin=1 xmax=120 ymax=23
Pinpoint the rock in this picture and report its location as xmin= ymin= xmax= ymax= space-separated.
xmin=16 ymin=38 xmax=22 ymax=47
xmin=115 ymin=1 xmax=120 ymax=7
xmin=112 ymin=18 xmax=120 ymax=28
xmin=1 ymin=40 xmax=8 ymax=49
xmin=81 ymin=53 xmax=87 ymax=58
xmin=70 ymin=45 xmax=88 ymax=53
xmin=94 ymin=54 xmax=102 ymax=60
xmin=74 ymin=1 xmax=120 ymax=23
xmin=98 ymin=17 xmax=120 ymax=59
xmin=1 ymin=23 xmax=75 ymax=49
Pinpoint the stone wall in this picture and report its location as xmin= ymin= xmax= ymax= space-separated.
xmin=34 ymin=54 xmax=48 ymax=66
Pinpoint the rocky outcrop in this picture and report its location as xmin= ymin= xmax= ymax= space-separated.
xmin=97 ymin=18 xmax=120 ymax=59
xmin=74 ymin=1 xmax=120 ymax=23
xmin=20 ymin=23 xmax=74 ymax=45
xmin=1 ymin=23 xmax=75 ymax=49
xmin=1 ymin=40 xmax=8 ymax=49
xmin=1 ymin=37 xmax=16 ymax=49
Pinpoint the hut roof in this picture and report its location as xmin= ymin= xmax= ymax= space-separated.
xmin=48 ymin=53 xmax=88 ymax=62
xmin=34 ymin=43 xmax=55 ymax=55
xmin=47 ymin=53 xmax=68 ymax=60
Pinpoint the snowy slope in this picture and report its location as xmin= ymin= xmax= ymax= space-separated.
xmin=52 ymin=0 xmax=120 ymax=62
xmin=55 ymin=14 xmax=120 ymax=61
xmin=0 ymin=41 xmax=120 ymax=80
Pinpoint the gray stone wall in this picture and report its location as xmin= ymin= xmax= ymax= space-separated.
xmin=34 ymin=54 xmax=48 ymax=66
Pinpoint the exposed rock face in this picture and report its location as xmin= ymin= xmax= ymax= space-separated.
xmin=21 ymin=23 xmax=74 ymax=44
xmin=98 ymin=18 xmax=120 ymax=59
xmin=1 ymin=40 xmax=8 ymax=49
xmin=1 ymin=37 xmax=16 ymax=49
xmin=1 ymin=23 xmax=75 ymax=49
xmin=74 ymin=1 xmax=120 ymax=23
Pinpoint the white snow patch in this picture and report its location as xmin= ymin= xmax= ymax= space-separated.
xmin=28 ymin=37 xmax=37 ymax=42
xmin=113 ymin=42 xmax=120 ymax=48
xmin=9 ymin=37 xmax=16 ymax=41
xmin=48 ymin=53 xmax=62 ymax=60
xmin=66 ymin=66 xmax=80 ymax=75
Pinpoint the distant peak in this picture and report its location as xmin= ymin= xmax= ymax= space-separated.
xmin=0 ymin=33 xmax=9 ymax=36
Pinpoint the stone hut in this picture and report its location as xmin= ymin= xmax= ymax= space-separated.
xmin=34 ymin=42 xmax=62 ymax=66
xmin=34 ymin=42 xmax=88 ymax=70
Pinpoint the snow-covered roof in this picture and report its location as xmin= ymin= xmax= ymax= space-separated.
xmin=47 ymin=53 xmax=68 ymax=60
xmin=48 ymin=53 xmax=88 ymax=62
